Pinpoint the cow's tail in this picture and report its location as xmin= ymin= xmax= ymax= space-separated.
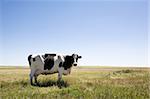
xmin=28 ymin=55 xmax=32 ymax=67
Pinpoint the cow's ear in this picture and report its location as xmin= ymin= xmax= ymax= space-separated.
xmin=78 ymin=56 xmax=82 ymax=58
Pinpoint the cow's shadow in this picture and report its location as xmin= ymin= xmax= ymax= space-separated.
xmin=33 ymin=80 xmax=69 ymax=88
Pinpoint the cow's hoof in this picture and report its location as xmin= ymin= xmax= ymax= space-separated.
xmin=31 ymin=83 xmax=35 ymax=86
xmin=36 ymin=83 xmax=40 ymax=86
xmin=31 ymin=83 xmax=38 ymax=86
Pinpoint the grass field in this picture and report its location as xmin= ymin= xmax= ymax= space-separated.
xmin=0 ymin=66 xmax=150 ymax=99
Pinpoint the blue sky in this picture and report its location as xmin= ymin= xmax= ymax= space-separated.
xmin=0 ymin=0 xmax=148 ymax=66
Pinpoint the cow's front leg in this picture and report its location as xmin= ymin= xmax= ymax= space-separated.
xmin=57 ymin=73 xmax=62 ymax=88
xmin=58 ymin=67 xmax=63 ymax=81
xmin=58 ymin=73 xmax=62 ymax=82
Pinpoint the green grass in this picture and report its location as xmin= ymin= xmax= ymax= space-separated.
xmin=0 ymin=66 xmax=150 ymax=99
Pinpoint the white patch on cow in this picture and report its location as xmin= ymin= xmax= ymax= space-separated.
xmin=72 ymin=54 xmax=78 ymax=65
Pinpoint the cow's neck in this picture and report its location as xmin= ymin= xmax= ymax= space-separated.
xmin=63 ymin=56 xmax=73 ymax=70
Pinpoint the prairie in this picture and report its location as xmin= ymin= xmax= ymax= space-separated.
xmin=0 ymin=66 xmax=150 ymax=99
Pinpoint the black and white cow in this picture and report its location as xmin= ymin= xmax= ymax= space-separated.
xmin=28 ymin=53 xmax=82 ymax=85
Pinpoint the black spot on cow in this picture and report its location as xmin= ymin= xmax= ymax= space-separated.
xmin=62 ymin=56 xmax=74 ymax=70
xmin=28 ymin=55 xmax=32 ymax=66
xmin=58 ymin=55 xmax=61 ymax=59
xmin=76 ymin=58 xmax=78 ymax=62
xmin=59 ymin=62 xmax=62 ymax=67
xmin=33 ymin=58 xmax=36 ymax=61
xmin=44 ymin=55 xmax=55 ymax=70
xmin=44 ymin=54 xmax=56 ymax=58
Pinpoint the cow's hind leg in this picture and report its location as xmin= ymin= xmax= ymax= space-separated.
xmin=30 ymin=70 xmax=36 ymax=85
xmin=29 ymin=73 xmax=34 ymax=85
xmin=57 ymin=68 xmax=63 ymax=88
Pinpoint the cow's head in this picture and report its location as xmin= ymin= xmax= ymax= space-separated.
xmin=63 ymin=54 xmax=82 ymax=73
xmin=72 ymin=54 xmax=82 ymax=66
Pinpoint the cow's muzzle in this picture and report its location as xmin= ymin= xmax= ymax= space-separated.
xmin=74 ymin=64 xmax=77 ymax=66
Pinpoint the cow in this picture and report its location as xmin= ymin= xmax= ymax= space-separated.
xmin=28 ymin=53 xmax=82 ymax=85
